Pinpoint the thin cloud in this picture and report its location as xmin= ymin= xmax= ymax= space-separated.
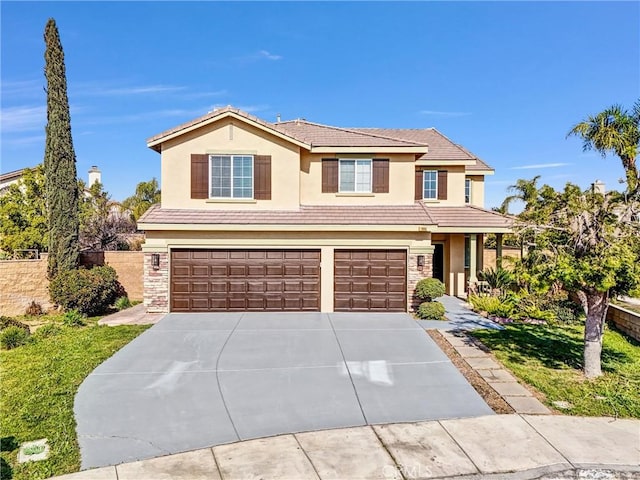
xmin=419 ymin=110 xmax=472 ymax=117
xmin=1 ymin=79 xmax=43 ymax=99
xmin=0 ymin=106 xmax=46 ymax=133
xmin=89 ymin=85 xmax=187 ymax=96
xmin=258 ymin=50 xmax=282 ymax=61
xmin=511 ymin=162 xmax=571 ymax=170
xmin=183 ymin=90 xmax=228 ymax=99
xmin=2 ymin=134 xmax=46 ymax=146
xmin=80 ymin=107 xmax=207 ymax=125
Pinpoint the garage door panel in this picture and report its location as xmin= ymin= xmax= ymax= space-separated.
xmin=228 ymin=265 xmax=247 ymax=276
xmin=191 ymin=265 xmax=209 ymax=276
xmin=334 ymin=249 xmax=406 ymax=312
xmin=171 ymin=249 xmax=320 ymax=312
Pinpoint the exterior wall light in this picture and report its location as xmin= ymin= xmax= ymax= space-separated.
xmin=417 ymin=255 xmax=425 ymax=268
xmin=151 ymin=253 xmax=160 ymax=270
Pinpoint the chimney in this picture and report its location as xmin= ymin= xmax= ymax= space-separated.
xmin=276 ymin=113 xmax=281 ymax=123
xmin=591 ymin=179 xmax=605 ymax=195
xmin=88 ymin=166 xmax=101 ymax=186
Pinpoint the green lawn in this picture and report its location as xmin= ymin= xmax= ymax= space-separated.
xmin=0 ymin=323 xmax=149 ymax=480
xmin=471 ymin=324 xmax=640 ymax=418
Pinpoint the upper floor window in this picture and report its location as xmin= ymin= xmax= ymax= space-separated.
xmin=423 ymin=170 xmax=438 ymax=199
xmin=339 ymin=159 xmax=372 ymax=193
xmin=465 ymin=178 xmax=471 ymax=204
xmin=210 ymin=155 xmax=253 ymax=198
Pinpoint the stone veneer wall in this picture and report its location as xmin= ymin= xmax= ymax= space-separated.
xmin=407 ymin=252 xmax=434 ymax=311
xmin=144 ymin=252 xmax=169 ymax=313
xmin=607 ymin=304 xmax=640 ymax=342
xmin=0 ymin=251 xmax=144 ymax=316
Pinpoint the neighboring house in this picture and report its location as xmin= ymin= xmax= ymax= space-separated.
xmin=0 ymin=168 xmax=26 ymax=194
xmin=139 ymin=106 xmax=512 ymax=313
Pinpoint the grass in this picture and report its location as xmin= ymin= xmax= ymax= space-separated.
xmin=0 ymin=323 xmax=150 ymax=480
xmin=471 ymin=323 xmax=640 ymax=418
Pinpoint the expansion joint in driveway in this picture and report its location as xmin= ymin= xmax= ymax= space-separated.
xmin=326 ymin=313 xmax=369 ymax=425
xmin=214 ymin=313 xmax=245 ymax=441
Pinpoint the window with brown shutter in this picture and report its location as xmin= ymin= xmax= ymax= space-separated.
xmin=191 ymin=154 xmax=209 ymax=199
xmin=372 ymin=158 xmax=389 ymax=193
xmin=322 ymin=158 xmax=338 ymax=193
xmin=254 ymin=155 xmax=271 ymax=200
xmin=437 ymin=170 xmax=448 ymax=200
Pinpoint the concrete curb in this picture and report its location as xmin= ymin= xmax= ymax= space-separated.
xmin=51 ymin=414 xmax=640 ymax=480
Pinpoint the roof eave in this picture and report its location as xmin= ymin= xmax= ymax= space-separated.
xmin=137 ymin=222 xmax=429 ymax=232
xmin=310 ymin=146 xmax=429 ymax=154
xmin=146 ymin=111 xmax=311 ymax=152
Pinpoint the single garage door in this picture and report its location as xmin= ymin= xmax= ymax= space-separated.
xmin=171 ymin=249 xmax=321 ymax=312
xmin=334 ymin=249 xmax=407 ymax=312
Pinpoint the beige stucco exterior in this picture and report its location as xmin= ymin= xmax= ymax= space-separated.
xmin=467 ymin=175 xmax=485 ymax=207
xmin=161 ymin=118 xmax=301 ymax=210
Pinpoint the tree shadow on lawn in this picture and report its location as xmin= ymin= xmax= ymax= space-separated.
xmin=473 ymin=324 xmax=632 ymax=373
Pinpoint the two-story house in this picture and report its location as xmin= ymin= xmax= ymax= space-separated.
xmin=139 ymin=106 xmax=511 ymax=313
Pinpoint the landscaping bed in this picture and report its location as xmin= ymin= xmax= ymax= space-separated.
xmin=470 ymin=324 xmax=640 ymax=418
xmin=0 ymin=321 xmax=149 ymax=480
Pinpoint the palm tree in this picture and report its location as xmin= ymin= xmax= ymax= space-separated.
xmin=568 ymin=101 xmax=640 ymax=196
xmin=499 ymin=175 xmax=541 ymax=214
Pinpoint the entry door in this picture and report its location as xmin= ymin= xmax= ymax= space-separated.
xmin=432 ymin=244 xmax=444 ymax=282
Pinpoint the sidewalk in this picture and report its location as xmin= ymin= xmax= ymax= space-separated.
xmin=417 ymin=295 xmax=501 ymax=331
xmin=98 ymin=304 xmax=164 ymax=326
xmin=53 ymin=414 xmax=639 ymax=480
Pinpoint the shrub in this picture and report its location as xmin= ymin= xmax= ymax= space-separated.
xmin=0 ymin=316 xmax=30 ymax=334
xmin=62 ymin=309 xmax=85 ymax=327
xmin=34 ymin=323 xmax=64 ymax=339
xmin=468 ymin=294 xmax=502 ymax=313
xmin=1 ymin=326 xmax=31 ymax=350
xmin=415 ymin=278 xmax=446 ymax=302
xmin=417 ymin=301 xmax=446 ymax=320
xmin=25 ymin=301 xmax=43 ymax=316
xmin=114 ymin=296 xmax=131 ymax=311
xmin=49 ymin=265 xmax=121 ymax=316
xmin=478 ymin=267 xmax=515 ymax=290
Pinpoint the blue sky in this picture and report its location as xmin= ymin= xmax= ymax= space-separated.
xmin=2 ymin=1 xmax=639 ymax=209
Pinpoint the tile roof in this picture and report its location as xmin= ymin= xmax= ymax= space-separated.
xmin=139 ymin=204 xmax=433 ymax=225
xmin=138 ymin=203 xmax=513 ymax=230
xmin=146 ymin=106 xmax=492 ymax=169
xmin=422 ymin=205 xmax=513 ymax=228
xmin=274 ymin=120 xmax=425 ymax=147
xmin=350 ymin=128 xmax=493 ymax=170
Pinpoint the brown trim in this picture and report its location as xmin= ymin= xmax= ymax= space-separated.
xmin=372 ymin=158 xmax=389 ymax=193
xmin=415 ymin=169 xmax=423 ymax=200
xmin=254 ymin=155 xmax=272 ymax=200
xmin=191 ymin=154 xmax=209 ymax=199
xmin=437 ymin=170 xmax=448 ymax=200
xmin=322 ymin=158 xmax=339 ymax=193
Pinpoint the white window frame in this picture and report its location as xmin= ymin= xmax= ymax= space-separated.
xmin=209 ymin=154 xmax=254 ymax=199
xmin=465 ymin=178 xmax=471 ymax=204
xmin=338 ymin=158 xmax=372 ymax=193
xmin=422 ymin=170 xmax=438 ymax=199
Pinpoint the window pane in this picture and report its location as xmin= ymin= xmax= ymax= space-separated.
xmin=231 ymin=155 xmax=253 ymax=198
xmin=356 ymin=160 xmax=372 ymax=192
xmin=340 ymin=160 xmax=355 ymax=192
xmin=211 ymin=156 xmax=231 ymax=197
xmin=423 ymin=170 xmax=437 ymax=199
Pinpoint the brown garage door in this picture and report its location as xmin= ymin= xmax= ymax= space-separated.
xmin=171 ymin=249 xmax=321 ymax=312
xmin=334 ymin=249 xmax=407 ymax=312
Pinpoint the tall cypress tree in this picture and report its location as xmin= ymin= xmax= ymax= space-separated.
xmin=44 ymin=18 xmax=79 ymax=278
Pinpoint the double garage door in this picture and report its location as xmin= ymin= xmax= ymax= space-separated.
xmin=170 ymin=249 xmax=407 ymax=312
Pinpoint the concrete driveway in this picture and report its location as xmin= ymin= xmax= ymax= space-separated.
xmin=75 ymin=312 xmax=493 ymax=469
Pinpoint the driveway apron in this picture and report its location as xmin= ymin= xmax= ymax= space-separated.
xmin=75 ymin=312 xmax=492 ymax=469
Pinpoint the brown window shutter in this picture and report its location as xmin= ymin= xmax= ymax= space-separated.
xmin=415 ymin=169 xmax=423 ymax=200
xmin=322 ymin=158 xmax=338 ymax=193
xmin=372 ymin=159 xmax=389 ymax=193
xmin=191 ymin=154 xmax=209 ymax=199
xmin=437 ymin=170 xmax=448 ymax=200
xmin=254 ymin=155 xmax=272 ymax=200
